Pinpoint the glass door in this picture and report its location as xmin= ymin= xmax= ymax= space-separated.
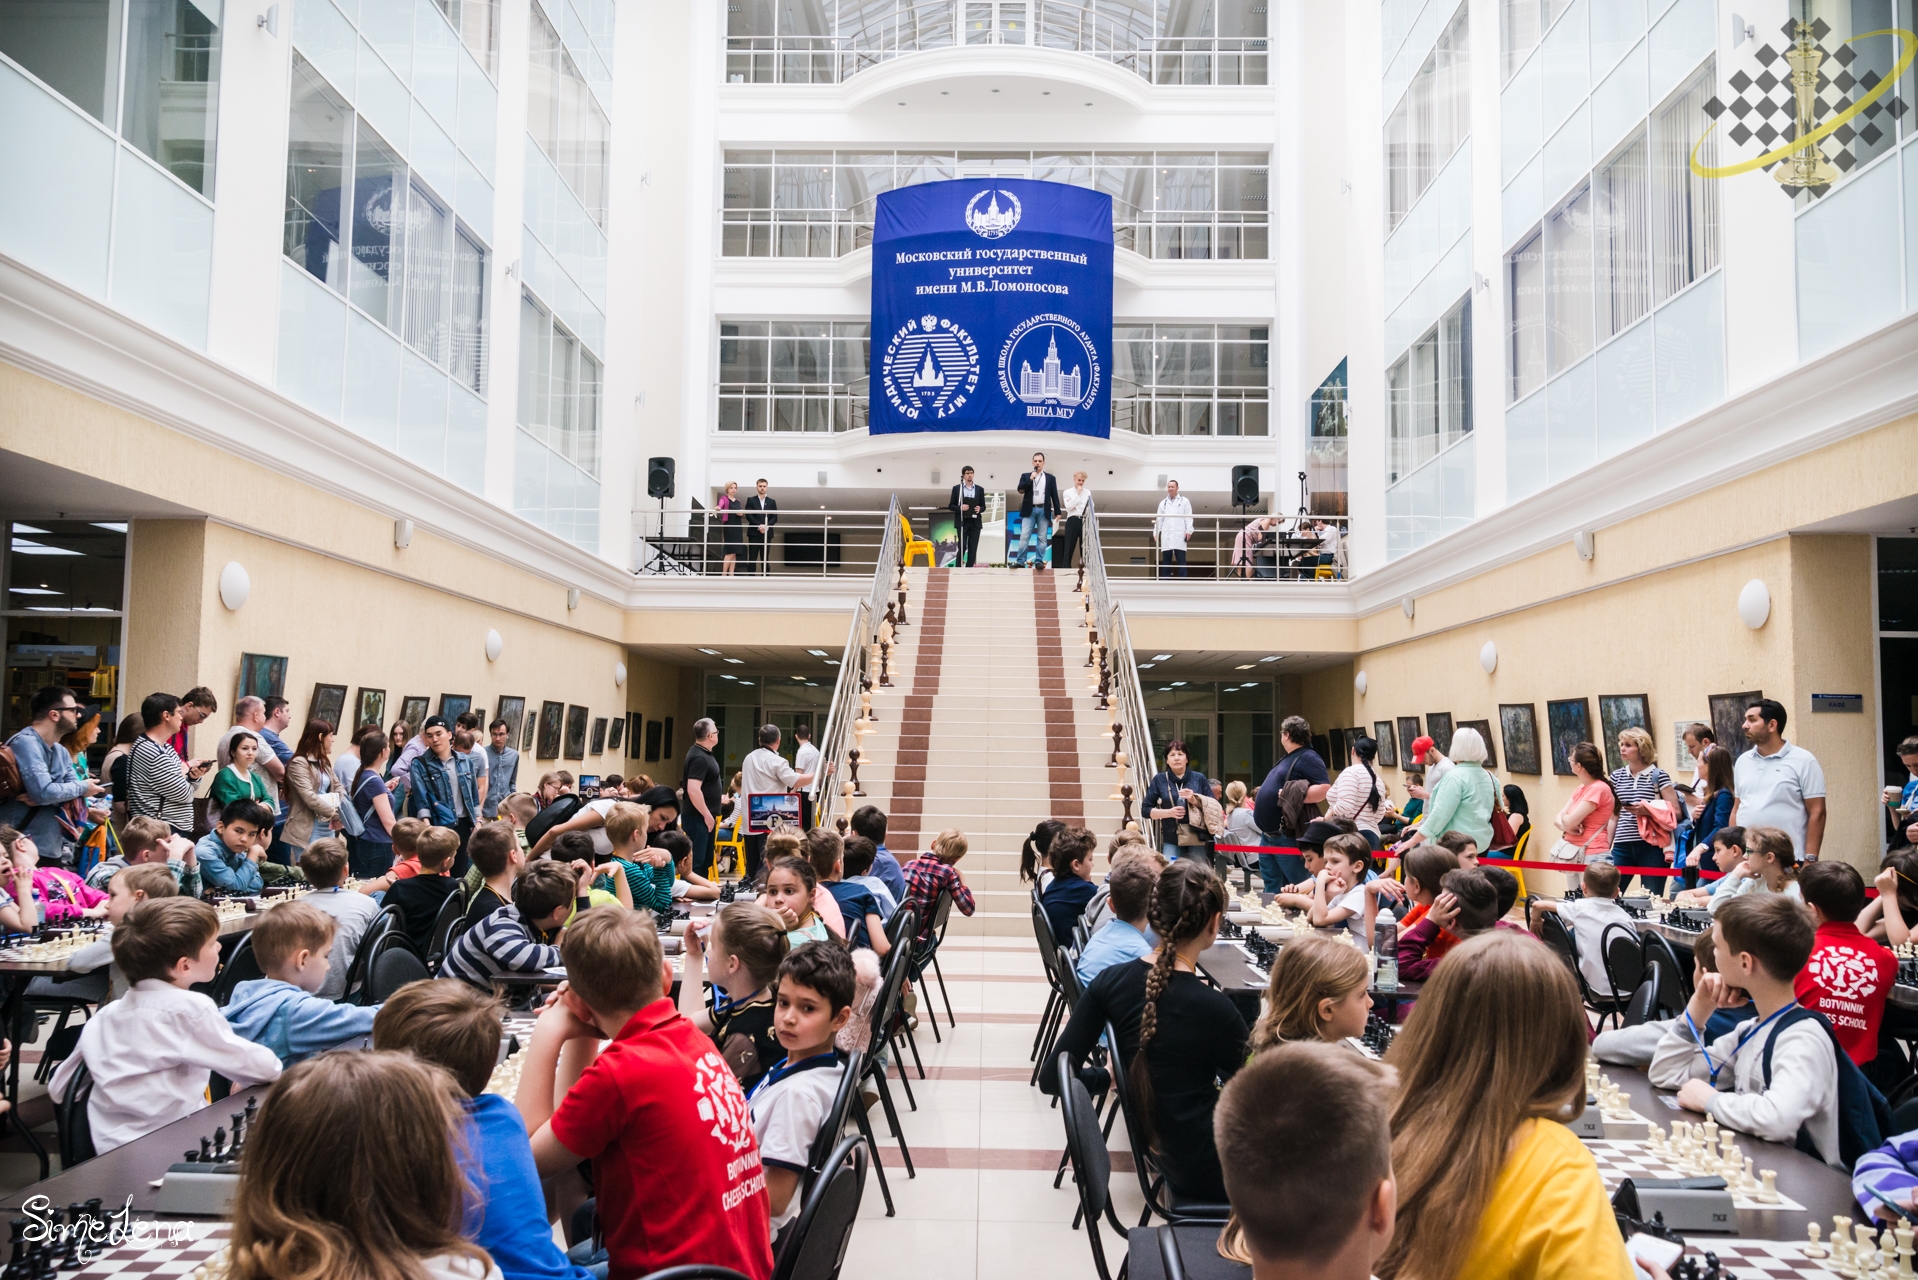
xmin=966 ymin=2 xmax=1029 ymax=43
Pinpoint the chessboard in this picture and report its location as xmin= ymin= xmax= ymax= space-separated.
xmin=1657 ymin=1232 xmax=1918 ymax=1279
xmin=0 ymin=925 xmax=110 ymax=963
xmin=1588 ymin=1141 xmax=1807 ymax=1213
xmin=48 ymin=1221 xmax=227 ymax=1277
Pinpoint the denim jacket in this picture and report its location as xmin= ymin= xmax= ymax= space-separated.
xmin=410 ymin=750 xmax=479 ymax=828
xmin=0 ymin=727 xmax=88 ymax=855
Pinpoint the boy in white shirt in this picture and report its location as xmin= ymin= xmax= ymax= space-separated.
xmin=1530 ymin=862 xmax=1637 ymax=997
xmin=49 ymin=897 xmax=282 ymax=1151
xmin=749 ymin=940 xmax=855 ymax=1240
xmin=297 ymin=837 xmax=383 ymax=1001
xmin=1648 ymin=893 xmax=1842 ymax=1167
xmin=68 ymin=862 xmax=180 ymax=1002
xmin=1304 ymin=834 xmax=1403 ymax=948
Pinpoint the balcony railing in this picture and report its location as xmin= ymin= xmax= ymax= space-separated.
xmin=1089 ymin=511 xmax=1350 ymax=581
xmin=725 ymin=1 xmax=1267 ymax=86
xmin=632 ymin=506 xmax=913 ymax=577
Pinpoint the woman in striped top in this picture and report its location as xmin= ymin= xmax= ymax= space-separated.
xmin=1607 ymin=727 xmax=1679 ymax=893
xmin=128 ymin=693 xmax=200 ymax=836
xmin=1325 ymin=736 xmax=1389 ymax=849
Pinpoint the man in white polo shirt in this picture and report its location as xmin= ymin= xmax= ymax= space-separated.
xmin=1729 ymin=697 xmax=1826 ymax=862
xmin=742 ymin=723 xmax=814 ymax=884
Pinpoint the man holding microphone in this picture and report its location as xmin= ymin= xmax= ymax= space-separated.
xmin=948 ymin=466 xmax=986 ymax=567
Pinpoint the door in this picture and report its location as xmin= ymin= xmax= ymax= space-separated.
xmin=965 ymin=1 xmax=1028 ymax=43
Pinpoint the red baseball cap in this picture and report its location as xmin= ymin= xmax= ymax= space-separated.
xmin=1410 ymin=736 xmax=1436 ymax=759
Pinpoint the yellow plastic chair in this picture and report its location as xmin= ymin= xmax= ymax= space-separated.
xmin=712 ymin=828 xmax=746 ymax=878
xmin=901 ymin=513 xmax=935 ymax=567
xmin=1498 ymin=825 xmax=1531 ymax=898
xmin=1314 ymin=563 xmax=1336 ymax=580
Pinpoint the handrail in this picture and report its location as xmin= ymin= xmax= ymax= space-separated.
xmin=1080 ymin=500 xmax=1157 ymax=817
xmin=811 ymin=495 xmax=904 ymax=828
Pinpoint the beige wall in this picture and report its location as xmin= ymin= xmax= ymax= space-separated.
xmin=123 ymin=520 xmax=207 ymax=717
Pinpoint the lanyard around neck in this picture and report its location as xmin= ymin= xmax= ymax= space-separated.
xmin=1687 ymin=1000 xmax=1798 ymax=1086
xmin=749 ymin=1050 xmax=838 ymax=1101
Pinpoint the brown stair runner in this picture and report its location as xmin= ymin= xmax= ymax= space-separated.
xmin=885 ymin=569 xmax=949 ymax=852
xmin=1034 ymin=572 xmax=1086 ymax=827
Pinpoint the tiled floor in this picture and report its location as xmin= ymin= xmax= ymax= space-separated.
xmin=842 ymin=936 xmax=1143 ymax=1280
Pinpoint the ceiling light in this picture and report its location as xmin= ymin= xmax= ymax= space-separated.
xmin=1235 ymin=663 xmax=1255 ymax=670
xmin=90 ymin=522 xmax=127 ymax=532
xmin=8 ymin=587 xmax=60 ymax=595
xmin=825 ymin=659 xmax=841 ymax=666
xmin=698 ymin=648 xmax=721 ymax=655
xmin=790 ymin=675 xmax=806 ymax=681
xmin=737 ymin=680 xmax=754 ymax=686
xmin=10 ymin=540 xmax=81 ymax=556
xmin=29 ymin=606 xmax=114 ymax=613
xmin=1137 ymin=663 xmax=1155 ymax=669
xmin=1169 ymin=681 xmax=1187 ymax=687
xmin=1152 ymin=654 xmax=1172 ymax=661
xmin=807 ymin=649 xmax=828 ymax=656
xmin=1258 ymin=655 xmax=1281 ymax=663
xmin=718 ymin=674 xmax=736 ymax=680
xmin=11 ymin=524 xmax=48 ymax=534
xmin=724 ymin=658 xmax=744 ymax=664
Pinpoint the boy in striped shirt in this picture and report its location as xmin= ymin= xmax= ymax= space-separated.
xmin=442 ymin=859 xmax=588 ymax=990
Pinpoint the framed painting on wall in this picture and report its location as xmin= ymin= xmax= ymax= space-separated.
xmin=1546 ymin=698 xmax=1592 ymax=776
xmin=308 ymin=684 xmax=347 ymax=731
xmin=439 ymin=694 xmax=473 ymax=724
xmin=1673 ymin=721 xmax=1700 ymax=772
xmin=1328 ymin=728 xmax=1347 ymax=768
xmin=239 ymin=654 xmax=287 ymax=700
xmin=564 ymin=706 xmax=589 ymax=760
xmin=1457 ymin=719 xmax=1496 ymax=769
xmin=663 ymin=717 xmax=674 ymax=760
xmin=1425 ymin=713 xmax=1454 ymax=755
xmin=1597 ymin=695 xmax=1652 ymax=772
xmin=607 ymin=715 xmax=624 ymax=752
xmin=1373 ymin=722 xmax=1398 ymax=767
xmin=496 ymin=697 xmax=527 ymax=746
xmin=537 ymin=701 xmax=564 ymax=759
xmin=1709 ymin=692 xmax=1762 ymax=763
xmin=1498 ymin=704 xmax=1540 ymax=775
xmin=627 ymin=712 xmax=643 ymax=759
xmin=353 ymin=688 xmax=386 ymax=736
xmin=645 ymin=719 xmax=663 ymax=762
xmin=1396 ymin=717 xmax=1422 ymax=770
xmin=590 ymin=717 xmax=608 ymax=755
xmin=398 ymin=696 xmax=431 ymax=735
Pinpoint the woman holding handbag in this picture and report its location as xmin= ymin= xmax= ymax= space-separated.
xmin=1324 ymin=736 xmax=1388 ymax=850
xmin=1552 ymin=742 xmax=1616 ymax=869
xmin=283 ymin=720 xmax=345 ymax=863
xmin=1144 ymin=741 xmax=1214 ymax=862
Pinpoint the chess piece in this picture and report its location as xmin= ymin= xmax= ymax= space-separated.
xmin=1757 ymin=1168 xmax=1779 ymax=1203
xmin=895 ymin=587 xmax=909 ymax=628
xmin=1808 ymin=1222 xmax=1826 ymax=1258
xmin=1741 ymin=1156 xmax=1754 ymax=1193
xmin=878 ymin=640 xmax=892 ymax=687
xmin=1119 ymin=785 xmax=1135 ymax=831
xmin=848 ymin=749 xmax=865 ymax=798
xmin=1895 ymin=1223 xmax=1914 ymax=1279
xmin=1838 ymin=1218 xmax=1857 ymax=1271
xmin=200 ymin=1136 xmax=212 ymax=1161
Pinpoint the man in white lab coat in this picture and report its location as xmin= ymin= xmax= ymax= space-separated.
xmin=1155 ymin=480 xmax=1194 ymax=578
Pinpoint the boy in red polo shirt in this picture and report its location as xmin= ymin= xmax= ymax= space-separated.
xmin=517 ymin=907 xmax=773 ymax=1280
xmin=1794 ymin=860 xmax=1895 ymax=1068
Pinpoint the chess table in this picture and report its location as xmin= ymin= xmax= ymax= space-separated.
xmin=51 ymin=1220 xmax=228 ymax=1277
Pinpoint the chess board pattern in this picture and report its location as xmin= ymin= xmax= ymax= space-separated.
xmin=69 ymin=1222 xmax=227 ymax=1277
xmin=1705 ymin=18 xmax=1912 ymax=190
xmin=1588 ymin=1141 xmax=1809 ymax=1213
xmin=1665 ymin=1238 xmax=1857 ymax=1278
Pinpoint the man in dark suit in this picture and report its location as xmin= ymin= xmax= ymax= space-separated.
xmin=1014 ymin=452 xmax=1060 ymax=568
xmin=947 ymin=466 xmax=986 ymax=567
xmin=744 ymin=477 xmax=778 ymax=573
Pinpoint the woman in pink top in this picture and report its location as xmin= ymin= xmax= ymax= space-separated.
xmin=1553 ymin=742 xmax=1617 ymax=865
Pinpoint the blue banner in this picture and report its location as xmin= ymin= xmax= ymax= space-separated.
xmin=870 ymin=178 xmax=1113 ymax=438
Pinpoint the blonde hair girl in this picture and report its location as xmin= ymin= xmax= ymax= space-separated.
xmin=1249 ymin=933 xmax=1372 ymax=1051
xmin=678 ymin=901 xmax=790 ymax=1088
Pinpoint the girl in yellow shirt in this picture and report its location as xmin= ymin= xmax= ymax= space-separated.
xmin=1378 ymin=929 xmax=1636 ymax=1280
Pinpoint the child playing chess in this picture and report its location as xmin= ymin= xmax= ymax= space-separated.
xmin=1435 ymin=830 xmax=1481 ymax=867
xmin=440 ymin=859 xmax=587 ymax=991
xmin=460 ymin=820 xmax=524 ymax=925
xmin=1036 ymin=826 xmax=1099 ymax=951
xmin=750 ymin=941 xmax=856 ymax=1240
xmin=764 ymin=856 xmax=831 ymax=948
xmin=677 ymin=902 xmax=790 ymax=1090
xmin=902 ymin=828 xmax=977 ymax=945
xmin=1704 ymin=827 xmax=1803 ymax=915
xmin=0 ymin=828 xmax=43 ymax=932
xmin=1795 ymin=860 xmax=1895 ymax=1070
xmin=1862 ymin=848 xmax=1918 ymax=947
xmin=1397 ymin=869 xmax=1500 ymax=982
xmin=1075 ymin=856 xmax=1160 ymax=987
xmin=49 ymin=898 xmax=282 ymax=1151
xmin=371 ymin=981 xmax=595 ymax=1280
xmin=768 ymin=830 xmax=841 ymax=938
xmin=1648 ymin=894 xmax=1844 ymax=1168
xmin=385 ymin=826 xmax=464 ymax=956
xmin=594 ymin=803 xmax=676 ymax=911
xmin=225 ymin=1050 xmax=503 ymax=1280
xmin=0 ymin=826 xmax=107 ymax=922
xmin=1248 ymin=932 xmax=1373 ymax=1050
xmin=810 ymin=829 xmax=892 ymax=958
xmin=68 ymin=862 xmax=178 ymax=1001
xmin=1531 ymin=862 xmax=1638 ymax=998
xmin=222 ymin=900 xmax=379 ymax=1063
xmin=1380 ymin=931 xmax=1635 ymax=1279
xmin=1594 ymin=931 xmax=1756 ymax=1068
xmin=1214 ymin=1042 xmax=1397 ymax=1276
xmin=82 ymin=815 xmax=200 ymax=898
xmin=1303 ymin=835 xmax=1405 ymax=947
xmin=385 ymin=816 xmax=430 ymax=880
xmin=840 ymin=835 xmax=898 ymax=920
xmin=657 ymin=829 xmax=721 ymax=903
xmin=1386 ymin=845 xmax=1460 ymax=961
xmin=194 ymin=799 xmax=273 ymax=897
xmin=297 ymin=837 xmax=382 ymax=1001
xmin=516 ymin=908 xmax=775 ymax=1280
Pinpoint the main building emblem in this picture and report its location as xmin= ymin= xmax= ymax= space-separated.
xmin=964 ymin=188 xmax=1021 ymax=239
xmin=879 ymin=314 xmax=980 ymax=421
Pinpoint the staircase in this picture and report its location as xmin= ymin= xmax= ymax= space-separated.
xmin=837 ymin=566 xmax=1126 ymax=935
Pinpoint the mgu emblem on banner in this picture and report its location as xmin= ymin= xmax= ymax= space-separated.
xmin=999 ymin=314 xmax=1101 ymax=420
xmin=880 ymin=314 xmax=981 ymax=420
xmin=965 ymin=188 xmax=1022 ymax=238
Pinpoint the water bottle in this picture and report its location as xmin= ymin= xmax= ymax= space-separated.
xmin=1374 ymin=917 xmax=1399 ymax=993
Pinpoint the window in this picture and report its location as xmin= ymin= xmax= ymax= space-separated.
xmin=1112 ymin=324 xmax=1269 ymax=436
xmin=519 ymin=293 xmax=601 ymax=473
xmin=1501 ymin=0 xmax=1571 ymax=80
xmin=1383 ymin=4 xmax=1469 ymax=234
xmin=1508 ymin=231 xmax=1545 ymax=401
xmin=1545 ymin=184 xmax=1594 ymax=375
xmin=716 ymin=322 xmax=871 ymax=433
xmin=1650 ymin=62 xmax=1719 ymax=304
xmin=0 ymin=0 xmax=223 ymax=195
xmin=1307 ymin=358 xmax=1349 ymax=516
xmin=1595 ymin=134 xmax=1651 ymax=338
xmin=281 ymin=55 xmax=487 ymax=385
xmin=529 ymin=6 xmax=609 ymax=229
xmin=720 ymin=150 xmax=1268 ymax=260
xmin=433 ymin=0 xmax=499 ymax=75
xmin=1388 ymin=296 xmax=1471 ymax=482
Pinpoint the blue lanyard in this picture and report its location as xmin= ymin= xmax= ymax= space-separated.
xmin=748 ymin=1050 xmax=838 ymax=1103
xmin=1685 ymin=1000 xmax=1798 ymax=1086
xmin=712 ymin=985 xmax=768 ymax=1018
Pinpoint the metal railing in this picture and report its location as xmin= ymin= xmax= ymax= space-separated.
xmin=1080 ymin=500 xmax=1158 ymax=810
xmin=810 ymin=496 xmax=905 ymax=829
xmin=632 ymin=506 xmax=911 ymax=577
xmin=1089 ymin=512 xmax=1350 ymax=581
xmin=724 ymin=1 xmax=1267 ymax=86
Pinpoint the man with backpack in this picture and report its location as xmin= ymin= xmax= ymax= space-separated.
xmin=1 ymin=686 xmax=106 ymax=865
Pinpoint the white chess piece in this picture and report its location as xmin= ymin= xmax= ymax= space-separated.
xmin=1742 ymin=1156 xmax=1755 ymax=1194
xmin=1839 ymin=1218 xmax=1858 ymax=1269
xmin=1807 ymin=1222 xmax=1826 ymax=1258
xmin=1862 ymin=1221 xmax=1881 ymax=1267
xmin=1755 ymin=1169 xmax=1779 ymax=1204
xmin=1895 ymin=1222 xmax=1914 ymax=1279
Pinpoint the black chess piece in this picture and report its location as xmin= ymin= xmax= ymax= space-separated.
xmin=212 ymin=1126 xmax=226 ymax=1161
xmin=245 ymin=1095 xmax=258 ymax=1127
xmin=199 ymin=1136 xmax=211 ymax=1161
xmin=78 ymin=1203 xmax=101 ymax=1261
xmin=7 ymin=1218 xmax=27 ymax=1276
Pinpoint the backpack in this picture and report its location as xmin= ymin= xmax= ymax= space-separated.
xmin=525 ymin=793 xmax=585 ymax=850
xmin=0 ymin=743 xmax=25 ymax=807
xmin=1760 ymin=1005 xmax=1891 ymax=1170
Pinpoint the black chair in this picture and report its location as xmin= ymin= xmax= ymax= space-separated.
xmin=801 ymin=1050 xmax=889 ymax=1214
xmin=426 ymin=890 xmax=469 ymax=971
xmin=208 ymin=935 xmax=266 ymax=1008
xmin=1537 ymin=913 xmax=1627 ymax=1024
xmin=29 ymin=967 xmax=107 ymax=1084
xmin=55 ymin=1061 xmax=95 ymax=1168
xmin=1057 ymin=1051 xmax=1158 ymax=1280
xmin=1642 ymin=931 xmax=1693 ymax=1007
xmin=366 ymin=931 xmax=432 ymax=1002
xmin=907 ymin=887 xmax=958 ymax=1039
xmin=1029 ymin=901 xmax=1069 ymax=1085
xmin=1104 ymin=1023 xmax=1230 ymax=1227
xmin=1599 ymin=923 xmax=1646 ymax=1011
xmin=879 ymin=908 xmax=926 ymax=1083
xmin=343 ymin=906 xmax=400 ymax=1005
xmin=1620 ymin=964 xmax=1662 ymax=1029
xmin=857 ymin=931 xmax=917 ymax=1180
xmin=773 ymin=1133 xmax=867 ymax=1280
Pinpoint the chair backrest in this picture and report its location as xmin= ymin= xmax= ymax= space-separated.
xmin=1621 ymin=962 xmax=1663 ymax=1028
xmin=1056 ymin=1051 xmax=1118 ymax=1280
xmin=1030 ymin=901 xmax=1063 ymax=989
xmin=56 ymin=1061 xmax=95 ymax=1168
xmin=1601 ymin=922 xmax=1646 ymax=998
xmin=1536 ymin=913 xmax=1587 ymax=993
xmin=367 ymin=933 xmax=432 ymax=1002
xmin=1102 ymin=1020 xmax=1164 ymax=1213
xmin=1643 ymin=931 xmax=1693 ymax=1007
xmin=209 ymin=936 xmax=265 ymax=1008
xmin=1157 ymin=1226 xmax=1191 ymax=1280
xmin=344 ymin=907 xmax=399 ymax=1004
xmin=1056 ymin=950 xmax=1086 ymax=1011
xmin=773 ymin=1134 xmax=867 ymax=1280
xmin=867 ymin=929 xmax=913 ymax=1045
xmin=802 ymin=1050 xmax=865 ymax=1201
xmin=427 ymin=889 xmax=468 ymax=968
xmin=882 ymin=907 xmax=917 ymax=976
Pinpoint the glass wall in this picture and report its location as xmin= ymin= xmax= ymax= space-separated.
xmin=528 ymin=2 xmax=607 ymax=228
xmin=1112 ymin=325 xmax=1270 ymax=436
xmin=1384 ymin=4 xmax=1469 ymax=234
xmin=704 ymin=674 xmax=832 ymax=776
xmin=1387 ymin=296 xmax=1471 ymax=483
xmin=516 ymin=291 xmax=601 ymax=551
xmin=1307 ymin=359 xmax=1350 ymax=517
xmin=3 ymin=521 xmax=127 ymax=739
xmin=1142 ymin=680 xmax=1276 ymax=788
xmin=717 ymin=322 xmax=871 ymax=434
xmin=721 ymin=149 xmax=1268 ymax=260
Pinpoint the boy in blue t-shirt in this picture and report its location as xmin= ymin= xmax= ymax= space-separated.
xmin=372 ymin=979 xmax=595 ymax=1280
xmin=804 ymin=830 xmax=889 ymax=959
xmin=222 ymin=901 xmax=378 ymax=1063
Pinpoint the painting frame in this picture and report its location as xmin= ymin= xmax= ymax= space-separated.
xmin=1673 ymin=721 xmax=1699 ymax=773
xmin=352 ymin=688 xmax=386 ymax=737
xmin=537 ymin=701 xmax=564 ymax=759
xmin=1709 ymin=691 xmax=1762 ymax=765
xmin=590 ymin=717 xmax=608 ymax=755
xmin=238 ymin=653 xmax=287 ymax=700
xmin=645 ymin=719 xmax=663 ymax=763
xmin=1498 ymin=703 xmax=1541 ymax=775
xmin=495 ymin=697 xmax=527 ymax=747
xmin=1396 ymin=717 xmax=1422 ymax=770
xmin=439 ymin=694 xmax=473 ymax=725
xmin=1373 ymin=722 xmax=1398 ymax=768
xmin=1425 ymin=713 xmax=1454 ymax=756
xmin=1328 ymin=728 xmax=1347 ymax=769
xmin=607 ymin=714 xmax=624 ymax=752
xmin=1457 ymin=718 xmax=1496 ymax=770
xmin=1546 ymin=698 xmax=1592 ymax=777
xmin=564 ymin=706 xmax=589 ymax=760
xmin=398 ymin=696 xmax=431 ymax=735
xmin=663 ymin=717 xmax=675 ymax=761
xmin=627 ymin=712 xmax=643 ymax=759
xmin=1597 ymin=695 xmax=1652 ymax=772
xmin=308 ymin=683 xmax=348 ymax=732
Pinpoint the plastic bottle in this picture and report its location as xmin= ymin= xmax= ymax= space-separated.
xmin=1374 ymin=917 xmax=1398 ymax=993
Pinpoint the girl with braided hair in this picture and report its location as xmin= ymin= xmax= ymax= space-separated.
xmin=1044 ymin=858 xmax=1246 ymax=1204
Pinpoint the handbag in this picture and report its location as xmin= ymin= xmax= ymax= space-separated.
xmin=1550 ymin=836 xmax=1589 ymax=863
xmin=336 ymin=775 xmax=366 ymax=838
